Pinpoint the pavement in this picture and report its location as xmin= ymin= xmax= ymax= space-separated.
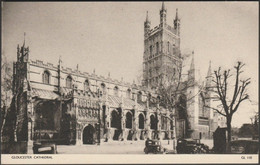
xmin=28 ymin=139 xmax=214 ymax=154
xmin=57 ymin=140 xmax=175 ymax=154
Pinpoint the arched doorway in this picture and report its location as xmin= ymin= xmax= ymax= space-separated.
xmin=83 ymin=124 xmax=95 ymax=144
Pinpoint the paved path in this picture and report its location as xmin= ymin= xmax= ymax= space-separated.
xmin=57 ymin=140 xmax=175 ymax=154
xmin=28 ymin=139 xmax=213 ymax=154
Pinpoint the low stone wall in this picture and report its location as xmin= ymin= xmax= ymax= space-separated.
xmin=1 ymin=141 xmax=28 ymax=154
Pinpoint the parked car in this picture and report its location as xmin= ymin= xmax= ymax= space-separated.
xmin=144 ymin=139 xmax=165 ymax=154
xmin=33 ymin=140 xmax=57 ymax=154
xmin=176 ymin=138 xmax=209 ymax=154
xmin=230 ymin=140 xmax=259 ymax=154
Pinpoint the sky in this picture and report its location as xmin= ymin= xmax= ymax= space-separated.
xmin=2 ymin=2 xmax=258 ymax=127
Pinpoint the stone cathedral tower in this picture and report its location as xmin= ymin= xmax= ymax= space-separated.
xmin=143 ymin=2 xmax=181 ymax=88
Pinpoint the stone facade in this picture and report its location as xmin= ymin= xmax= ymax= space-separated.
xmin=8 ymin=41 xmax=175 ymax=145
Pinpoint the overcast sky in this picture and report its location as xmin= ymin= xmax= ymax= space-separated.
xmin=2 ymin=2 xmax=258 ymax=127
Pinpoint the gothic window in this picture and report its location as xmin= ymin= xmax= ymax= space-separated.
xmin=84 ymin=79 xmax=90 ymax=90
xmin=138 ymin=114 xmax=145 ymax=129
xmin=150 ymin=45 xmax=153 ymax=56
xmin=35 ymin=102 xmax=55 ymax=131
xmin=170 ymin=120 xmax=174 ymax=130
xmin=127 ymin=89 xmax=131 ymax=99
xmin=111 ymin=110 xmax=121 ymax=129
xmin=42 ymin=70 xmax=50 ymax=84
xmin=101 ymin=83 xmax=106 ymax=94
xmin=156 ymin=42 xmax=159 ymax=54
xmin=150 ymin=115 xmax=157 ymax=130
xmin=114 ymin=86 xmax=119 ymax=96
xmin=66 ymin=76 xmax=73 ymax=88
xmin=126 ymin=112 xmax=133 ymax=129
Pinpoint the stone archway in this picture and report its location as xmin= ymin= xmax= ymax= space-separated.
xmin=111 ymin=110 xmax=121 ymax=129
xmin=150 ymin=114 xmax=157 ymax=130
xmin=125 ymin=112 xmax=133 ymax=129
xmin=138 ymin=113 xmax=145 ymax=140
xmin=150 ymin=114 xmax=158 ymax=140
xmin=138 ymin=113 xmax=145 ymax=129
xmin=126 ymin=111 xmax=133 ymax=140
xmin=82 ymin=124 xmax=95 ymax=144
xmin=110 ymin=110 xmax=121 ymax=140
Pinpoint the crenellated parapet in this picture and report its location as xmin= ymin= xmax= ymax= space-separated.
xmin=30 ymin=59 xmax=58 ymax=70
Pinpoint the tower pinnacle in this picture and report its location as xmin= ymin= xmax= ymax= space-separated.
xmin=162 ymin=1 xmax=166 ymax=11
xmin=207 ymin=60 xmax=212 ymax=77
xmin=23 ymin=32 xmax=26 ymax=47
xmin=175 ymin=8 xmax=179 ymax=20
xmin=146 ymin=11 xmax=150 ymax=22
xmin=190 ymin=51 xmax=195 ymax=71
xmin=160 ymin=1 xmax=167 ymax=25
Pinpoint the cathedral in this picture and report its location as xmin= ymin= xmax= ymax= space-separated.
xmin=2 ymin=2 xmax=218 ymax=146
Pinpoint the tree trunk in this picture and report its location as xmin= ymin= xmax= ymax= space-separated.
xmin=226 ymin=117 xmax=232 ymax=153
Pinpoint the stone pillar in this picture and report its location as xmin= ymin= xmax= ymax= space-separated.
xmin=121 ymin=108 xmax=126 ymax=141
xmin=166 ymin=110 xmax=170 ymax=139
xmin=105 ymin=106 xmax=111 ymax=141
xmin=146 ymin=110 xmax=151 ymax=139
xmin=133 ymin=110 xmax=139 ymax=140
xmin=156 ymin=107 xmax=162 ymax=140
xmin=28 ymin=102 xmax=34 ymax=143
xmin=75 ymin=122 xmax=83 ymax=145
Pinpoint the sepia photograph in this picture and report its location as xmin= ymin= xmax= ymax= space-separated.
xmin=1 ymin=1 xmax=259 ymax=164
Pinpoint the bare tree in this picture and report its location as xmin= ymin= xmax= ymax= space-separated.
xmin=206 ymin=61 xmax=251 ymax=153
xmin=1 ymin=54 xmax=13 ymax=135
xmin=250 ymin=111 xmax=259 ymax=139
xmin=154 ymin=53 xmax=202 ymax=137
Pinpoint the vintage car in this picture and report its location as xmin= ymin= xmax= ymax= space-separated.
xmin=230 ymin=140 xmax=259 ymax=154
xmin=33 ymin=140 xmax=57 ymax=154
xmin=32 ymin=131 xmax=58 ymax=154
xmin=144 ymin=139 xmax=165 ymax=154
xmin=176 ymin=138 xmax=209 ymax=154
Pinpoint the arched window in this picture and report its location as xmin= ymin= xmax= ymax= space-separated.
xmin=114 ymin=86 xmax=119 ymax=96
xmin=42 ymin=70 xmax=50 ymax=84
xmin=111 ymin=110 xmax=121 ymax=129
xmin=126 ymin=89 xmax=131 ymax=99
xmin=150 ymin=115 xmax=157 ymax=130
xmin=156 ymin=42 xmax=159 ymax=54
xmin=84 ymin=79 xmax=90 ymax=90
xmin=66 ymin=76 xmax=73 ymax=88
xmin=138 ymin=114 xmax=145 ymax=129
xmin=125 ymin=112 xmax=133 ymax=129
xmin=101 ymin=83 xmax=106 ymax=95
